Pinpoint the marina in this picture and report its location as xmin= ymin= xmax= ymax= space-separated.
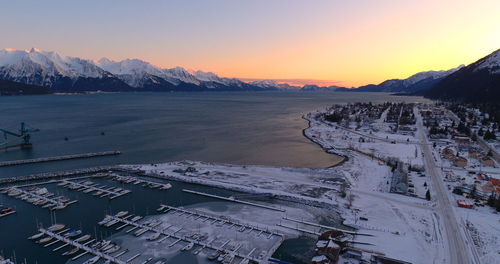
xmin=111 ymin=175 xmax=172 ymax=190
xmin=101 ymin=204 xmax=285 ymax=263
xmin=2 ymin=186 xmax=76 ymax=210
xmin=59 ymin=179 xmax=131 ymax=200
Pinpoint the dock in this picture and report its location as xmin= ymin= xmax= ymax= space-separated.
xmin=5 ymin=187 xmax=76 ymax=210
xmin=104 ymin=204 xmax=285 ymax=263
xmin=112 ymin=175 xmax=172 ymax=190
xmin=182 ymin=189 xmax=285 ymax=212
xmin=282 ymin=216 xmax=360 ymax=235
xmin=0 ymin=151 xmax=121 ymax=167
xmin=36 ymin=228 xmax=127 ymax=264
xmin=60 ymin=180 xmax=131 ymax=199
xmin=159 ymin=204 xmax=284 ymax=237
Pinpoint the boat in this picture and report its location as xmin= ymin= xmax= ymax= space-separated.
xmin=217 ymin=253 xmax=226 ymax=262
xmin=134 ymin=228 xmax=147 ymax=237
xmin=52 ymin=204 xmax=67 ymax=210
xmin=100 ymin=244 xmax=114 ymax=252
xmin=62 ymin=247 xmax=79 ymax=256
xmin=160 ymin=183 xmax=172 ymax=190
xmin=82 ymin=256 xmax=100 ymax=264
xmin=105 ymin=219 xmax=119 ymax=227
xmin=181 ymin=242 xmax=194 ymax=251
xmin=37 ymin=236 xmax=53 ymax=244
xmin=147 ymin=232 xmax=161 ymax=241
xmin=93 ymin=191 xmax=103 ymax=196
xmin=64 ymin=229 xmax=82 ymax=238
xmin=207 ymin=250 xmax=221 ymax=260
xmin=48 ymin=224 xmax=65 ymax=232
xmin=75 ymin=234 xmax=91 ymax=242
xmin=238 ymin=226 xmax=246 ymax=232
xmin=98 ymin=216 xmax=112 ymax=225
xmin=28 ymin=232 xmax=44 ymax=240
xmin=154 ymin=261 xmax=165 ymax=264
xmin=97 ymin=240 xmax=111 ymax=250
xmin=104 ymin=245 xmax=120 ymax=254
xmin=130 ymin=216 xmax=142 ymax=222
xmin=222 ymin=254 xmax=235 ymax=264
xmin=115 ymin=211 xmax=128 ymax=217
xmin=239 ymin=258 xmax=249 ymax=264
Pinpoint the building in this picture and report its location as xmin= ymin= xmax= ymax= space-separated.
xmin=456 ymin=200 xmax=474 ymax=209
xmin=452 ymin=157 xmax=468 ymax=168
xmin=312 ymin=255 xmax=330 ymax=264
xmin=480 ymin=157 xmax=494 ymax=167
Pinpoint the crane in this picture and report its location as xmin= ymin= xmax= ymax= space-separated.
xmin=0 ymin=122 xmax=40 ymax=150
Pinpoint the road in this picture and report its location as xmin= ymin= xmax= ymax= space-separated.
xmin=417 ymin=111 xmax=478 ymax=264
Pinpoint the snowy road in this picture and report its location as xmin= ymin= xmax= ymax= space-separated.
xmin=417 ymin=112 xmax=478 ymax=264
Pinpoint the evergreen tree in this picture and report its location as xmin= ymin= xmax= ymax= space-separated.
xmin=487 ymin=193 xmax=496 ymax=207
xmin=425 ymin=190 xmax=431 ymax=201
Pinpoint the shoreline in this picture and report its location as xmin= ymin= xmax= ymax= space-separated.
xmin=302 ymin=114 xmax=348 ymax=168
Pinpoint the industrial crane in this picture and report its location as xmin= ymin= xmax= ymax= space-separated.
xmin=0 ymin=122 xmax=40 ymax=150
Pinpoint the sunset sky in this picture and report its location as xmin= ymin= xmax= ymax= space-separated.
xmin=1 ymin=0 xmax=499 ymax=87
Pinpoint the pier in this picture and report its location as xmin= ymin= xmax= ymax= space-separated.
xmin=60 ymin=180 xmax=131 ymax=199
xmin=103 ymin=204 xmax=285 ymax=263
xmin=112 ymin=175 xmax=172 ymax=190
xmin=182 ymin=189 xmax=285 ymax=212
xmin=282 ymin=216 xmax=360 ymax=235
xmin=36 ymin=228 xmax=127 ymax=264
xmin=0 ymin=151 xmax=121 ymax=167
xmin=6 ymin=187 xmax=76 ymax=210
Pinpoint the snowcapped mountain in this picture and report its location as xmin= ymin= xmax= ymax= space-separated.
xmin=424 ymin=49 xmax=500 ymax=102
xmin=0 ymin=48 xmax=130 ymax=92
xmin=352 ymin=65 xmax=464 ymax=93
xmin=0 ymin=48 xmax=277 ymax=92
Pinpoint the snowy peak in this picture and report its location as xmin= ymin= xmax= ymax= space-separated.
xmin=404 ymin=65 xmax=464 ymax=85
xmin=0 ymin=48 xmax=105 ymax=79
xmin=473 ymin=49 xmax=500 ymax=74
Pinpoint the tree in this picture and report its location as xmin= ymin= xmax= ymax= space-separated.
xmin=487 ymin=150 xmax=493 ymax=157
xmin=487 ymin=193 xmax=497 ymax=207
xmin=471 ymin=185 xmax=477 ymax=199
xmin=496 ymin=198 xmax=500 ymax=212
xmin=425 ymin=190 xmax=431 ymax=201
xmin=423 ymin=182 xmax=427 ymax=187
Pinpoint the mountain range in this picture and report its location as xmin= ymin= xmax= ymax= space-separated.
xmin=0 ymin=48 xmax=498 ymax=102
xmin=0 ymin=48 xmax=277 ymax=93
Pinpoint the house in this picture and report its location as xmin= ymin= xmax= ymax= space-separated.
xmin=312 ymin=255 xmax=330 ymax=264
xmin=371 ymin=255 xmax=412 ymax=264
xmin=457 ymin=200 xmax=474 ymax=209
xmin=452 ymin=157 xmax=467 ymax=168
xmin=480 ymin=156 xmax=494 ymax=167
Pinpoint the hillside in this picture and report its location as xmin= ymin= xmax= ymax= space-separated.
xmin=424 ymin=49 xmax=500 ymax=103
xmin=0 ymin=79 xmax=48 ymax=95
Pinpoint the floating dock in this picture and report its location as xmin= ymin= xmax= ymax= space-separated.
xmin=0 ymin=151 xmax=121 ymax=167
xmin=4 ymin=187 xmax=76 ymax=210
xmin=60 ymin=180 xmax=131 ymax=200
xmin=182 ymin=189 xmax=285 ymax=212
xmin=103 ymin=204 xmax=285 ymax=263
xmin=35 ymin=228 xmax=127 ymax=264
xmin=112 ymin=175 xmax=172 ymax=190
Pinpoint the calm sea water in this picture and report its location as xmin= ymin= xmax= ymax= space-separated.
xmin=0 ymin=92 xmax=429 ymax=177
xmin=0 ymin=92 xmax=431 ymax=263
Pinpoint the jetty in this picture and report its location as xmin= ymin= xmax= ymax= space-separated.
xmin=60 ymin=180 xmax=131 ymax=200
xmin=182 ymin=189 xmax=285 ymax=212
xmin=0 ymin=151 xmax=121 ymax=167
xmin=35 ymin=228 xmax=127 ymax=264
